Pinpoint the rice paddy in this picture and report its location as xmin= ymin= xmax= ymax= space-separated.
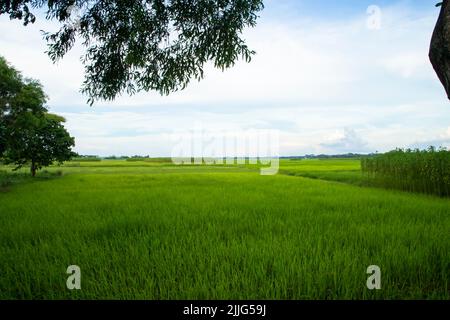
xmin=0 ymin=159 xmax=448 ymax=299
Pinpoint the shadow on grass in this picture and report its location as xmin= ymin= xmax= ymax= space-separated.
xmin=0 ymin=169 xmax=63 ymax=193
xmin=279 ymin=169 xmax=370 ymax=186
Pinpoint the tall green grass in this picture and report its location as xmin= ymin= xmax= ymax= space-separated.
xmin=0 ymin=162 xmax=449 ymax=299
xmin=361 ymin=147 xmax=450 ymax=197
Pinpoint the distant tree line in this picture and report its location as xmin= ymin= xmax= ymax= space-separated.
xmin=72 ymin=155 xmax=157 ymax=161
xmin=71 ymin=155 xmax=101 ymax=162
xmin=282 ymin=153 xmax=374 ymax=160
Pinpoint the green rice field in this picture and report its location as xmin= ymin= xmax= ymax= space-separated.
xmin=0 ymin=159 xmax=449 ymax=299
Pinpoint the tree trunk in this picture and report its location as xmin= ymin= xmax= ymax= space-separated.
xmin=430 ymin=1 xmax=450 ymax=100
xmin=31 ymin=161 xmax=36 ymax=177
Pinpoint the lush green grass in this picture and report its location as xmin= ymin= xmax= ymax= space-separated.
xmin=279 ymin=159 xmax=364 ymax=185
xmin=281 ymin=158 xmax=361 ymax=172
xmin=0 ymin=159 xmax=449 ymax=299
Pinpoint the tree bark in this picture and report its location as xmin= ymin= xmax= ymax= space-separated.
xmin=430 ymin=1 xmax=450 ymax=100
xmin=31 ymin=161 xmax=36 ymax=177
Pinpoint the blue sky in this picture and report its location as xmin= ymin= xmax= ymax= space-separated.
xmin=0 ymin=0 xmax=449 ymax=156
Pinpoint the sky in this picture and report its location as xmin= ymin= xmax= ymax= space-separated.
xmin=1 ymin=0 xmax=449 ymax=157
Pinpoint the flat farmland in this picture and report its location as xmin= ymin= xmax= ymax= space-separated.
xmin=0 ymin=159 xmax=448 ymax=299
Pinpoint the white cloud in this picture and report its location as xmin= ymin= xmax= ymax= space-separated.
xmin=1 ymin=2 xmax=449 ymax=156
xmin=381 ymin=53 xmax=429 ymax=78
xmin=446 ymin=127 xmax=450 ymax=138
xmin=407 ymin=126 xmax=450 ymax=150
xmin=320 ymin=128 xmax=368 ymax=153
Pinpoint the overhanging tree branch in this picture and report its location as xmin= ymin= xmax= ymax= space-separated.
xmin=1 ymin=0 xmax=264 ymax=105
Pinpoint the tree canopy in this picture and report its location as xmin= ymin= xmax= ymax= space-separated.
xmin=0 ymin=56 xmax=47 ymax=157
xmin=0 ymin=0 xmax=264 ymax=104
xmin=0 ymin=56 xmax=75 ymax=176
xmin=3 ymin=111 xmax=76 ymax=176
xmin=2 ymin=1 xmax=450 ymax=101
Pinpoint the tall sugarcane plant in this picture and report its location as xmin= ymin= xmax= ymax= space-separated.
xmin=361 ymin=147 xmax=450 ymax=197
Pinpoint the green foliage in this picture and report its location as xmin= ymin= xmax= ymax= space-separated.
xmin=0 ymin=56 xmax=22 ymax=108
xmin=0 ymin=56 xmax=75 ymax=176
xmin=1 ymin=0 xmax=264 ymax=104
xmin=3 ymin=113 xmax=76 ymax=176
xmin=1 ymin=57 xmax=46 ymax=156
xmin=0 ymin=57 xmax=47 ymax=114
xmin=361 ymin=147 xmax=450 ymax=197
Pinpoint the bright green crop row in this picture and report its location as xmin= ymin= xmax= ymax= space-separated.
xmin=361 ymin=148 xmax=450 ymax=197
